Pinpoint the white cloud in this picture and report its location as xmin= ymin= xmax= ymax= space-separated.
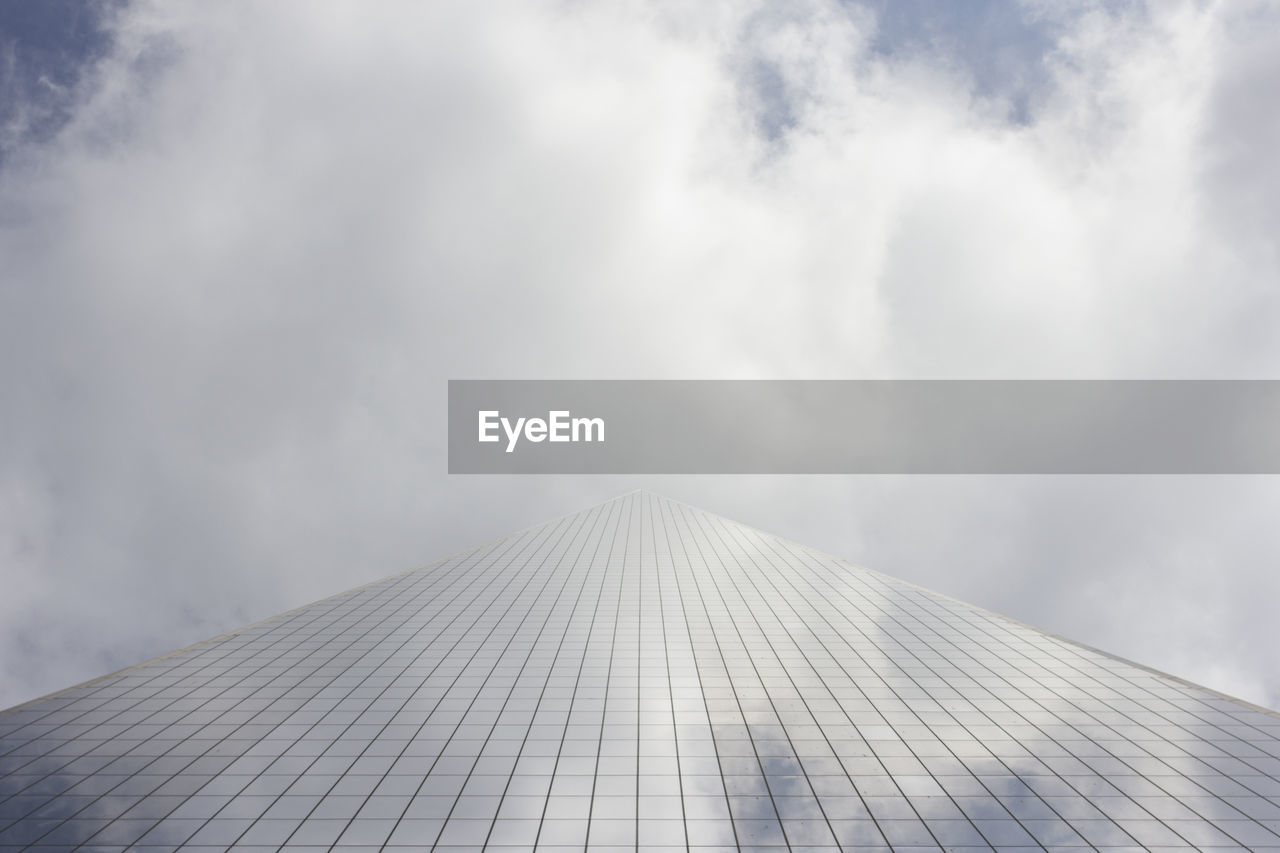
xmin=2 ymin=0 xmax=1280 ymax=710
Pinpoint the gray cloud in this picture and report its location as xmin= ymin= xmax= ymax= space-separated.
xmin=2 ymin=0 xmax=1280 ymax=712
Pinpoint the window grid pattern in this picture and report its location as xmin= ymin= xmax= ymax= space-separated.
xmin=1 ymin=491 xmax=1278 ymax=852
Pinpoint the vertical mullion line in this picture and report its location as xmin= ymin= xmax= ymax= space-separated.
xmin=679 ymin=501 xmax=870 ymax=852
xmin=9 ymin=566 xmax=430 ymax=839
xmin=412 ymin=505 xmax=601 ymax=848
xmin=278 ymin=521 xmax=572 ymax=847
xmin=632 ymin=493 xmax=642 ymax=846
xmin=748 ymin=522 xmax=1092 ymax=847
xmin=72 ymin=531 xmax=527 ymax=852
xmin=584 ymin=495 xmax=627 ymax=849
xmin=644 ymin=492 xmax=688 ymax=849
xmin=770 ymin=527 xmax=1213 ymax=849
xmin=424 ymin=502 xmax=597 ymax=849
xmin=648 ymin=494 xmax=689 ymax=848
xmin=478 ymin=500 xmax=598 ymax=850
xmin=653 ymin=495 xmax=744 ymax=852
xmin=659 ymin=497 xmax=768 ymax=851
xmin=699 ymin=507 xmax=968 ymax=852
xmin=364 ymin=510 xmax=587 ymax=849
xmin=492 ymin=495 xmax=609 ymax=851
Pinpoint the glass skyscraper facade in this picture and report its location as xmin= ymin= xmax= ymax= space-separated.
xmin=2 ymin=491 xmax=1279 ymax=851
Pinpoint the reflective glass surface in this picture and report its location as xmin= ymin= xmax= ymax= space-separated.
xmin=2 ymin=491 xmax=1279 ymax=851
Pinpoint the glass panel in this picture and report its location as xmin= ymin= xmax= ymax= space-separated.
xmin=2 ymin=493 xmax=1278 ymax=852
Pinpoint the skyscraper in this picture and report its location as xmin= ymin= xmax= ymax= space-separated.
xmin=2 ymin=491 xmax=1278 ymax=851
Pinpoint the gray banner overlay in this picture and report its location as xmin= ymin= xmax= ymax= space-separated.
xmin=448 ymin=380 xmax=1280 ymax=474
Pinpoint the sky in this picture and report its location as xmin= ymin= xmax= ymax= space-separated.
xmin=2 ymin=0 xmax=1280 ymax=713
